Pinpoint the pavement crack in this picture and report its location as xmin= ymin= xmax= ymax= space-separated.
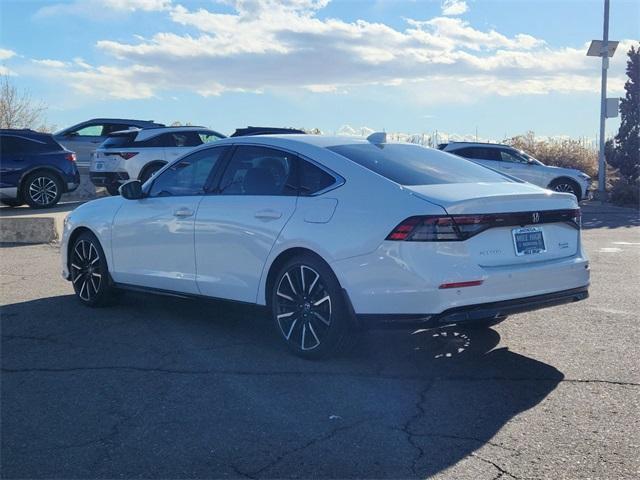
xmin=398 ymin=380 xmax=436 ymax=476
xmin=471 ymin=452 xmax=519 ymax=480
xmin=2 ymin=366 xmax=638 ymax=388
xmin=247 ymin=419 xmax=367 ymax=477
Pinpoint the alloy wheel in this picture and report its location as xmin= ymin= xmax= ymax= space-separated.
xmin=553 ymin=183 xmax=576 ymax=195
xmin=28 ymin=176 xmax=58 ymax=206
xmin=71 ymin=240 xmax=102 ymax=302
xmin=275 ymin=265 xmax=332 ymax=351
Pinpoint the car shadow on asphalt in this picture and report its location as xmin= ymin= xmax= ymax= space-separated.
xmin=2 ymin=292 xmax=564 ymax=479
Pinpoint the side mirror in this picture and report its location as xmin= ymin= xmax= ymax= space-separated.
xmin=66 ymin=131 xmax=79 ymax=137
xmin=119 ymin=180 xmax=144 ymax=200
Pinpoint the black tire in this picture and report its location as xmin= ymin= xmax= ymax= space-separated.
xmin=1 ymin=198 xmax=24 ymax=207
xmin=106 ymin=183 xmax=121 ymax=196
xmin=549 ymin=178 xmax=581 ymax=200
xmin=23 ymin=171 xmax=62 ymax=208
xmin=270 ymin=254 xmax=351 ymax=359
xmin=69 ymin=232 xmax=114 ymax=307
xmin=139 ymin=163 xmax=164 ymax=183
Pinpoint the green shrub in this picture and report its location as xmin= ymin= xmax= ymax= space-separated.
xmin=610 ymin=177 xmax=640 ymax=207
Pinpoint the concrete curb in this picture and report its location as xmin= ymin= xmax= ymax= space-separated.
xmin=0 ymin=216 xmax=59 ymax=244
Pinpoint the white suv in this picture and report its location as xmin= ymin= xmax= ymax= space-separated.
xmin=90 ymin=126 xmax=225 ymax=195
xmin=440 ymin=142 xmax=591 ymax=200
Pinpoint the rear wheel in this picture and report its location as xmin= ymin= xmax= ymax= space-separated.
xmin=271 ymin=254 xmax=351 ymax=359
xmin=549 ymin=179 xmax=580 ymax=199
xmin=23 ymin=171 xmax=62 ymax=208
xmin=70 ymin=232 xmax=114 ymax=307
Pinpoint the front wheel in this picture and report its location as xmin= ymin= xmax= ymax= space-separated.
xmin=549 ymin=179 xmax=580 ymax=199
xmin=139 ymin=163 xmax=164 ymax=184
xmin=271 ymin=254 xmax=351 ymax=359
xmin=70 ymin=232 xmax=114 ymax=307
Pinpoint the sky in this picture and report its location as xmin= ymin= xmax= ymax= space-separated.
xmin=0 ymin=0 xmax=638 ymax=141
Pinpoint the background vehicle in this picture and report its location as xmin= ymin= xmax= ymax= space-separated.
xmin=62 ymin=134 xmax=589 ymax=358
xmin=231 ymin=126 xmax=306 ymax=137
xmin=439 ymin=142 xmax=591 ymax=200
xmin=0 ymin=129 xmax=79 ymax=208
xmin=54 ymin=118 xmax=164 ymax=166
xmin=90 ymin=126 xmax=225 ymax=195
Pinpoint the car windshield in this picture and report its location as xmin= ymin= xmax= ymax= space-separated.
xmin=328 ymin=143 xmax=513 ymax=185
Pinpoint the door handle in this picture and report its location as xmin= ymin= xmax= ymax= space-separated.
xmin=254 ymin=209 xmax=282 ymax=220
xmin=173 ymin=208 xmax=194 ymax=218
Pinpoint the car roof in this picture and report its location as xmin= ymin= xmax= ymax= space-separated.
xmin=447 ymin=142 xmax=512 ymax=148
xmin=81 ymin=118 xmax=161 ymax=125
xmin=213 ymin=134 xmax=371 ymax=149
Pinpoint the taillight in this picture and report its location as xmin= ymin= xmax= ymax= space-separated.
xmin=65 ymin=153 xmax=76 ymax=162
xmin=386 ymin=215 xmax=487 ymax=242
xmin=118 ymin=152 xmax=138 ymax=160
xmin=387 ymin=209 xmax=582 ymax=241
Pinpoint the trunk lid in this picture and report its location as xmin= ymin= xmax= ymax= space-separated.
xmin=405 ymin=182 xmax=580 ymax=267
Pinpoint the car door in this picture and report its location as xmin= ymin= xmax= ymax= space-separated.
xmin=110 ymin=147 xmax=226 ymax=294
xmin=454 ymin=147 xmax=504 ymax=173
xmin=0 ymin=136 xmax=30 ymax=195
xmin=496 ymin=148 xmax=542 ymax=185
xmin=195 ymin=145 xmax=299 ymax=302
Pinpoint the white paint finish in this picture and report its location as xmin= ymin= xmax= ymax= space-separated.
xmin=194 ymin=195 xmax=297 ymax=302
xmin=301 ymin=197 xmax=338 ymax=224
xmin=110 ymin=196 xmax=202 ymax=294
xmin=63 ymin=135 xmax=591 ymax=319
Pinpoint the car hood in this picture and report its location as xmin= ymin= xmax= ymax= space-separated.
xmin=543 ymin=165 xmax=589 ymax=179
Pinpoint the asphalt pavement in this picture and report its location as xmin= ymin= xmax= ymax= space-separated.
xmin=1 ymin=204 xmax=639 ymax=479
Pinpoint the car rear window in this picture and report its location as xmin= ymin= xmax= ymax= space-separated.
xmin=102 ymin=133 xmax=137 ymax=149
xmin=328 ymin=143 xmax=512 ymax=185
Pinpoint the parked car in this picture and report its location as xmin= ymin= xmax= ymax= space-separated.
xmin=439 ymin=142 xmax=591 ymax=200
xmin=231 ymin=126 xmax=306 ymax=137
xmin=90 ymin=126 xmax=225 ymax=195
xmin=0 ymin=129 xmax=80 ymax=208
xmin=62 ymin=134 xmax=589 ymax=358
xmin=54 ymin=118 xmax=165 ymax=166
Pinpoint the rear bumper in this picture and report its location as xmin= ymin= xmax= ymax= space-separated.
xmin=90 ymin=171 xmax=130 ymax=187
xmin=358 ymin=286 xmax=589 ymax=329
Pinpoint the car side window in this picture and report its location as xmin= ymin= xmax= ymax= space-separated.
xmin=499 ymin=149 xmax=528 ymax=164
xmin=0 ymin=136 xmax=42 ymax=154
xmin=71 ymin=124 xmax=105 ymax=136
xmin=299 ymin=159 xmax=336 ymax=195
xmin=455 ymin=147 xmax=500 ymax=161
xmin=218 ymin=146 xmax=297 ymax=196
xmin=148 ymin=147 xmax=226 ymax=197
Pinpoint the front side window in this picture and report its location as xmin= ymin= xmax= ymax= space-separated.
xmin=499 ymin=149 xmax=528 ymax=164
xmin=329 ymin=143 xmax=511 ymax=186
xmin=148 ymin=147 xmax=226 ymax=197
xmin=199 ymin=131 xmax=224 ymax=144
xmin=454 ymin=147 xmax=501 ymax=161
xmin=219 ymin=146 xmax=296 ymax=196
xmin=71 ymin=124 xmax=105 ymax=137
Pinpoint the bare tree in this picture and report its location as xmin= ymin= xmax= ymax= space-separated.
xmin=0 ymin=75 xmax=49 ymax=131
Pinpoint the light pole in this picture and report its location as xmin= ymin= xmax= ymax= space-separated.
xmin=586 ymin=0 xmax=618 ymax=200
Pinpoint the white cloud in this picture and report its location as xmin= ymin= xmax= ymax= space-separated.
xmin=32 ymin=59 xmax=68 ymax=68
xmin=0 ymin=48 xmax=16 ymax=60
xmin=35 ymin=0 xmax=171 ymax=19
xmin=441 ymin=0 xmax=468 ymax=16
xmin=25 ymin=0 xmax=638 ymax=101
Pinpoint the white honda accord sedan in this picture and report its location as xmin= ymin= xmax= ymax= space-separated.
xmin=61 ymin=133 xmax=590 ymax=358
